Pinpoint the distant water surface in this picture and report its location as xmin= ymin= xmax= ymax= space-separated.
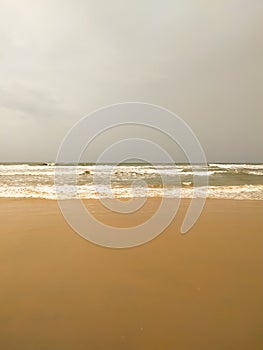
xmin=0 ymin=163 xmax=263 ymax=200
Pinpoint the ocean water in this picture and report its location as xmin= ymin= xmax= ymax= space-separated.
xmin=0 ymin=163 xmax=263 ymax=200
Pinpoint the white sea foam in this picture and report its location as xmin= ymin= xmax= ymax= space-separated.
xmin=246 ymin=170 xmax=263 ymax=176
xmin=0 ymin=184 xmax=262 ymax=200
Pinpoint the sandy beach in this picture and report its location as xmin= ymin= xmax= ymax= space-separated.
xmin=0 ymin=198 xmax=262 ymax=349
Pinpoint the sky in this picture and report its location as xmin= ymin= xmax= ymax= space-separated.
xmin=0 ymin=0 xmax=262 ymax=163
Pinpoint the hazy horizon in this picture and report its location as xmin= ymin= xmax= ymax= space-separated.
xmin=1 ymin=161 xmax=263 ymax=165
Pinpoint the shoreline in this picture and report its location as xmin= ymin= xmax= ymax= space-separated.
xmin=0 ymin=196 xmax=263 ymax=201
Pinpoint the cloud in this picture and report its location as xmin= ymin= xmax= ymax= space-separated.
xmin=0 ymin=84 xmax=64 ymax=118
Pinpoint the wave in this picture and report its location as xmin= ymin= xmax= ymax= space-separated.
xmin=0 ymin=163 xmax=262 ymax=200
xmin=209 ymin=163 xmax=263 ymax=170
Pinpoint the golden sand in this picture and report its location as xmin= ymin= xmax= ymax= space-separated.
xmin=0 ymin=198 xmax=263 ymax=349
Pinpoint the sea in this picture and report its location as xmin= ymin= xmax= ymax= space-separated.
xmin=0 ymin=163 xmax=263 ymax=200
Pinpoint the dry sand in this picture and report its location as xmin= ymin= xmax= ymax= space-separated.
xmin=0 ymin=198 xmax=263 ymax=350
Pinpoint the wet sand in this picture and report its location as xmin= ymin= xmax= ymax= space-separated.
xmin=0 ymin=198 xmax=263 ymax=350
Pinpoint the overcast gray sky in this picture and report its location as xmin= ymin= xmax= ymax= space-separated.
xmin=0 ymin=0 xmax=262 ymax=162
